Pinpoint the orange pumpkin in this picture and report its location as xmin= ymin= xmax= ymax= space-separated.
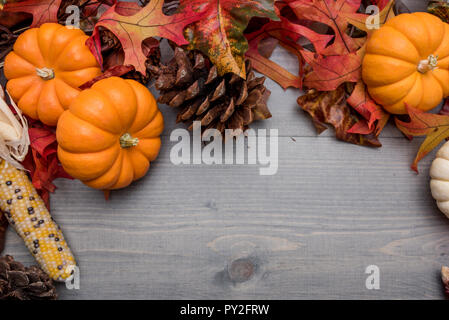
xmin=362 ymin=12 xmax=449 ymax=114
xmin=56 ymin=77 xmax=164 ymax=190
xmin=4 ymin=23 xmax=102 ymax=126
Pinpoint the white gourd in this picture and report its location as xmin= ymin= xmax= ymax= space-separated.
xmin=430 ymin=141 xmax=449 ymax=218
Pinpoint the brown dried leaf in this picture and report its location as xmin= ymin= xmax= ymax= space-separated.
xmin=429 ymin=1 xmax=449 ymax=23
xmin=297 ymin=85 xmax=381 ymax=147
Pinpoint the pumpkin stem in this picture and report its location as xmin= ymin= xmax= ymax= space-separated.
xmin=417 ymin=54 xmax=438 ymax=73
xmin=120 ymin=133 xmax=139 ymax=148
xmin=36 ymin=67 xmax=55 ymax=80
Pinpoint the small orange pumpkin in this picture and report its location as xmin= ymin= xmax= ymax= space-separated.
xmin=56 ymin=77 xmax=164 ymax=190
xmin=4 ymin=23 xmax=102 ymax=126
xmin=362 ymin=12 xmax=449 ymax=114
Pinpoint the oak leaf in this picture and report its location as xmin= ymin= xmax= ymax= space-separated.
xmin=87 ymin=0 xmax=207 ymax=74
xmin=395 ymin=105 xmax=449 ymax=173
xmin=184 ymin=0 xmax=278 ymax=78
xmin=287 ymin=0 xmax=364 ymax=55
xmin=1 ymin=0 xmax=116 ymax=31
xmin=2 ymin=0 xmax=61 ymax=27
xmin=245 ymin=17 xmax=332 ymax=89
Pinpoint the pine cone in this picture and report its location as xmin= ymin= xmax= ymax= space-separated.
xmin=149 ymin=47 xmax=272 ymax=135
xmin=0 ymin=255 xmax=57 ymax=300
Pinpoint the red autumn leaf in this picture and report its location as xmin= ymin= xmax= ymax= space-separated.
xmin=28 ymin=127 xmax=55 ymax=156
xmin=79 ymin=64 xmax=134 ymax=89
xmin=87 ymin=0 xmax=207 ymax=74
xmin=439 ymin=98 xmax=449 ymax=116
xmin=287 ymin=0 xmax=363 ymax=55
xmin=395 ymin=105 xmax=449 ymax=173
xmin=245 ymin=17 xmax=332 ymax=89
xmin=347 ymin=81 xmax=386 ymax=131
xmin=22 ymin=120 xmax=72 ymax=210
xmin=1 ymin=0 xmax=116 ymax=32
xmin=347 ymin=111 xmax=390 ymax=136
xmin=3 ymin=0 xmax=61 ymax=27
xmin=246 ymin=0 xmax=395 ymax=91
xmin=301 ymin=50 xmax=361 ymax=91
xmin=184 ymin=0 xmax=278 ymax=78
xmin=370 ymin=0 xmax=392 ymax=10
xmin=374 ymin=111 xmax=390 ymax=136
xmin=0 ymin=212 xmax=7 ymax=255
xmin=297 ymin=85 xmax=381 ymax=147
xmin=347 ymin=119 xmax=371 ymax=134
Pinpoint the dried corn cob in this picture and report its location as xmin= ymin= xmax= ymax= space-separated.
xmin=0 ymin=160 xmax=76 ymax=281
xmin=0 ymin=85 xmax=76 ymax=281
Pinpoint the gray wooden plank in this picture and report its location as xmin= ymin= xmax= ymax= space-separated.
xmin=4 ymin=135 xmax=449 ymax=299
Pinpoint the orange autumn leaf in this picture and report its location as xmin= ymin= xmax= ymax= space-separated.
xmin=87 ymin=0 xmax=208 ymax=74
xmin=245 ymin=17 xmax=332 ymax=89
xmin=347 ymin=81 xmax=387 ymax=132
xmin=287 ymin=0 xmax=364 ymax=55
xmin=395 ymin=105 xmax=449 ymax=173
xmin=302 ymin=50 xmax=362 ymax=91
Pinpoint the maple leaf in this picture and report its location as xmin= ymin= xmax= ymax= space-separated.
xmin=0 ymin=212 xmax=7 ymax=255
xmin=3 ymin=0 xmax=61 ymax=27
xmin=87 ymin=0 xmax=207 ymax=74
xmin=245 ymin=17 xmax=332 ymax=89
xmin=183 ymin=0 xmax=278 ymax=78
xmin=395 ymin=105 xmax=449 ymax=173
xmin=297 ymin=85 xmax=381 ymax=147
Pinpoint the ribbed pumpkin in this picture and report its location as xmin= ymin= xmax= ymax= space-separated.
xmin=56 ymin=77 xmax=164 ymax=190
xmin=362 ymin=12 xmax=449 ymax=114
xmin=4 ymin=23 xmax=102 ymax=126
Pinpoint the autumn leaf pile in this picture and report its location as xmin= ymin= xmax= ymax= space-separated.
xmin=1 ymin=0 xmax=449 ymax=200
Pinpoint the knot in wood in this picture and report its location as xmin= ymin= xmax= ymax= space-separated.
xmin=228 ymin=258 xmax=254 ymax=283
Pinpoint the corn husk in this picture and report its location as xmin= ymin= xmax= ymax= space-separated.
xmin=0 ymin=85 xmax=29 ymax=169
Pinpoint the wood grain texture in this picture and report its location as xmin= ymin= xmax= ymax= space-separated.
xmin=4 ymin=0 xmax=449 ymax=300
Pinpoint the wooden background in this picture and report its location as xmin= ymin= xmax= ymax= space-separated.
xmin=5 ymin=0 xmax=449 ymax=300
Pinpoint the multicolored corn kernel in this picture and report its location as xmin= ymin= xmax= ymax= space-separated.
xmin=0 ymin=160 xmax=76 ymax=281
